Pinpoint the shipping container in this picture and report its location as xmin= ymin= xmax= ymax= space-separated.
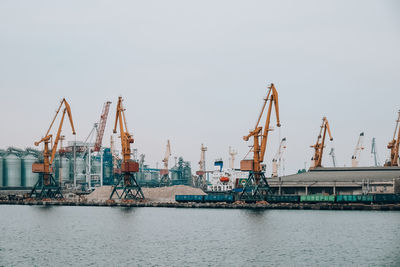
xmin=336 ymin=195 xmax=373 ymax=203
xmin=300 ymin=195 xmax=335 ymax=202
xmin=266 ymin=195 xmax=300 ymax=203
xmin=373 ymin=194 xmax=400 ymax=204
xmin=175 ymin=195 xmax=204 ymax=203
xmin=204 ymin=194 xmax=234 ymax=203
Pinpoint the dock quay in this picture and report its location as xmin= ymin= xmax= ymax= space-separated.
xmin=1 ymin=200 xmax=400 ymax=211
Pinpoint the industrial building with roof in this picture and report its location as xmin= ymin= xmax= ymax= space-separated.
xmin=268 ymin=167 xmax=400 ymax=195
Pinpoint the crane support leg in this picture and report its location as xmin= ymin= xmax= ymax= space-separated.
xmin=29 ymin=174 xmax=63 ymax=199
xmin=239 ymin=171 xmax=270 ymax=202
xmin=159 ymin=174 xmax=171 ymax=187
xmin=109 ymin=173 xmax=144 ymax=200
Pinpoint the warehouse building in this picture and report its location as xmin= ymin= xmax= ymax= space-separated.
xmin=268 ymin=167 xmax=400 ymax=195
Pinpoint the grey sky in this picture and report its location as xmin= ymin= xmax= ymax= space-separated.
xmin=0 ymin=0 xmax=399 ymax=174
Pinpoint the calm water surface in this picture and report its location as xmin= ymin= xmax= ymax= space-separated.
xmin=0 ymin=206 xmax=399 ymax=266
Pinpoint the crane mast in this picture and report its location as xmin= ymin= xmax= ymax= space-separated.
xmin=229 ymin=146 xmax=238 ymax=169
xmin=30 ymin=98 xmax=76 ymax=199
xmin=109 ymin=96 xmax=144 ymax=200
xmin=94 ymin=101 xmax=111 ymax=152
xmin=351 ymin=132 xmax=364 ymax=167
xmin=329 ymin=148 xmax=337 ymax=167
xmin=310 ymin=117 xmax=333 ymax=169
xmin=240 ymin=83 xmax=281 ymax=201
xmin=196 ymin=144 xmax=208 ymax=188
xmin=160 ymin=140 xmax=172 ymax=186
xmin=385 ymin=110 xmax=400 ymax=167
xmin=371 ymin=137 xmax=380 ymax=167
xmin=272 ymin=137 xmax=287 ymax=177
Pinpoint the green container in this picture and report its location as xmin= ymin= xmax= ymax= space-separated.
xmin=266 ymin=195 xmax=300 ymax=203
xmin=300 ymin=195 xmax=335 ymax=202
xmin=337 ymin=195 xmax=373 ymax=203
xmin=374 ymin=194 xmax=400 ymax=204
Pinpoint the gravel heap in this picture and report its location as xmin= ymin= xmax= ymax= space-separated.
xmin=86 ymin=185 xmax=206 ymax=203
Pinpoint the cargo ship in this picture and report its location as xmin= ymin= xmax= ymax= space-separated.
xmin=207 ymin=159 xmax=248 ymax=192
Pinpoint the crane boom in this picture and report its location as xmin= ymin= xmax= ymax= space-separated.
xmin=114 ymin=97 xmax=134 ymax=163
xmin=351 ymin=132 xmax=364 ymax=167
xmin=329 ymin=148 xmax=337 ymax=167
xmin=162 ymin=140 xmax=171 ymax=169
xmin=385 ymin=110 xmax=400 ymax=166
xmin=310 ymin=117 xmax=333 ymax=169
xmin=272 ymin=137 xmax=287 ymax=177
xmin=33 ymin=99 xmax=75 ymax=176
xmin=94 ymin=101 xmax=111 ymax=152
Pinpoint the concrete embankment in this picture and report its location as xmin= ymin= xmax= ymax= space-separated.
xmin=1 ymin=200 xmax=400 ymax=211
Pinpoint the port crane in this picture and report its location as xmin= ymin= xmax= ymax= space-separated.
xmin=272 ymin=137 xmax=286 ymax=177
xmin=240 ymin=83 xmax=280 ymax=201
xmin=196 ymin=144 xmax=208 ymax=188
xmin=160 ymin=140 xmax=171 ymax=186
xmin=351 ymin=132 xmax=364 ymax=167
xmin=109 ymin=97 xmax=144 ymax=200
xmin=329 ymin=148 xmax=337 ymax=167
xmin=371 ymin=138 xmax=380 ymax=167
xmin=310 ymin=117 xmax=333 ymax=169
xmin=385 ymin=110 xmax=400 ymax=167
xmin=30 ymin=98 xmax=76 ymax=199
xmin=229 ymin=146 xmax=238 ymax=169
xmin=84 ymin=101 xmax=111 ymax=189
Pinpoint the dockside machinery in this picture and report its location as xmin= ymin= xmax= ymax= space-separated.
xmin=109 ymin=97 xmax=144 ymax=200
xmin=30 ymin=98 xmax=76 ymax=199
xmin=240 ymin=83 xmax=281 ymax=201
xmin=310 ymin=116 xmax=333 ymax=169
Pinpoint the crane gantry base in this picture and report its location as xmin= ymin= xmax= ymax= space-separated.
xmin=239 ymin=171 xmax=271 ymax=202
xmin=109 ymin=173 xmax=145 ymax=200
xmin=29 ymin=174 xmax=63 ymax=199
xmin=159 ymin=174 xmax=171 ymax=187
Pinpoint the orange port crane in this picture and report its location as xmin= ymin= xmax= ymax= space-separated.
xmin=109 ymin=96 xmax=144 ymax=200
xmin=240 ymin=83 xmax=281 ymax=201
xmin=385 ymin=110 xmax=400 ymax=167
xmin=310 ymin=117 xmax=333 ymax=169
xmin=30 ymin=98 xmax=76 ymax=199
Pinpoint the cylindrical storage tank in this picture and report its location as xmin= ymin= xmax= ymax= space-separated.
xmin=60 ymin=157 xmax=71 ymax=183
xmin=151 ymin=172 xmax=159 ymax=181
xmin=74 ymin=156 xmax=86 ymax=183
xmin=0 ymin=154 xmax=3 ymax=187
xmin=22 ymin=153 xmax=39 ymax=187
xmin=55 ymin=156 xmax=71 ymax=184
xmin=4 ymin=153 xmax=22 ymax=187
xmin=91 ymin=157 xmax=101 ymax=174
xmin=171 ymin=171 xmax=179 ymax=181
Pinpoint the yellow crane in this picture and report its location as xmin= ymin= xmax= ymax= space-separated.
xmin=240 ymin=83 xmax=281 ymax=201
xmin=385 ymin=110 xmax=400 ymax=167
xmin=30 ymin=98 xmax=76 ymax=199
xmin=310 ymin=117 xmax=333 ymax=169
xmin=109 ymin=97 xmax=144 ymax=200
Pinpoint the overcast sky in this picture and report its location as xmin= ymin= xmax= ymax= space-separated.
xmin=0 ymin=0 xmax=399 ymax=175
